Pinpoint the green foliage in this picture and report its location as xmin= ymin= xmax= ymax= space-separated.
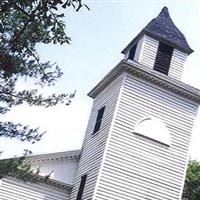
xmin=0 ymin=0 xmax=88 ymax=180
xmin=0 ymin=150 xmax=51 ymax=182
xmin=0 ymin=0 xmax=88 ymax=143
xmin=182 ymin=160 xmax=200 ymax=200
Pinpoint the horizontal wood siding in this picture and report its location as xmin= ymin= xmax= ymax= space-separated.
xmin=133 ymin=35 xmax=144 ymax=62
xmin=0 ymin=178 xmax=69 ymax=200
xmin=168 ymin=49 xmax=187 ymax=80
xmin=139 ymin=35 xmax=158 ymax=69
xmin=69 ymin=75 xmax=124 ymax=200
xmin=133 ymin=35 xmax=187 ymax=81
xmin=94 ymin=73 xmax=198 ymax=200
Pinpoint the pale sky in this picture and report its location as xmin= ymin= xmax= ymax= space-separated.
xmin=1 ymin=1 xmax=200 ymax=160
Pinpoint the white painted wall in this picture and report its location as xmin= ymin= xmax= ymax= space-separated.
xmin=169 ymin=49 xmax=188 ymax=80
xmin=137 ymin=35 xmax=159 ymax=69
xmin=93 ymin=72 xmax=199 ymax=200
xmin=69 ymin=74 xmax=124 ymax=200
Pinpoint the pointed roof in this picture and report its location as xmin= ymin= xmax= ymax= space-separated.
xmin=122 ymin=7 xmax=193 ymax=54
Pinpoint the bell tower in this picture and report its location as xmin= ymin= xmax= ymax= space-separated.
xmin=70 ymin=7 xmax=200 ymax=200
xmin=122 ymin=7 xmax=193 ymax=80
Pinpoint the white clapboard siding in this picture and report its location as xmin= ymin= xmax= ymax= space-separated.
xmin=93 ymin=73 xmax=199 ymax=200
xmin=168 ymin=49 xmax=187 ymax=80
xmin=69 ymin=74 xmax=124 ymax=200
xmin=133 ymin=35 xmax=144 ymax=62
xmin=129 ymin=35 xmax=187 ymax=81
xmin=137 ymin=35 xmax=159 ymax=69
xmin=0 ymin=177 xmax=69 ymax=200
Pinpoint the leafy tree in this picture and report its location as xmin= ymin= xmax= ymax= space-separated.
xmin=0 ymin=0 xmax=88 ymax=178
xmin=182 ymin=160 xmax=200 ymax=200
xmin=0 ymin=150 xmax=51 ymax=183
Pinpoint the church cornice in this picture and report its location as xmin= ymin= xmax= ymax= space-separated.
xmin=6 ymin=176 xmax=73 ymax=190
xmin=88 ymin=59 xmax=200 ymax=103
xmin=25 ymin=149 xmax=81 ymax=163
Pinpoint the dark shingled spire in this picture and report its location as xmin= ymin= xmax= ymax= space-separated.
xmin=122 ymin=7 xmax=193 ymax=55
xmin=144 ymin=7 xmax=193 ymax=54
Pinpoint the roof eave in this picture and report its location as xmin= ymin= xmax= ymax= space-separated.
xmin=121 ymin=29 xmax=193 ymax=55
xmin=121 ymin=30 xmax=144 ymax=54
xmin=144 ymin=29 xmax=194 ymax=55
xmin=88 ymin=59 xmax=200 ymax=103
xmin=5 ymin=176 xmax=73 ymax=191
xmin=88 ymin=60 xmax=124 ymax=97
xmin=25 ymin=149 xmax=81 ymax=163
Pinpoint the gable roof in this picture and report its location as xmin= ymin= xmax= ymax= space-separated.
xmin=122 ymin=7 xmax=193 ymax=55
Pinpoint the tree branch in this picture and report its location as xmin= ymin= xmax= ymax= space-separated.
xmin=11 ymin=2 xmax=41 ymax=44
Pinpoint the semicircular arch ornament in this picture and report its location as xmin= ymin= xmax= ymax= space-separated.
xmin=134 ymin=117 xmax=171 ymax=146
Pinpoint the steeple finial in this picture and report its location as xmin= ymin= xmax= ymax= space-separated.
xmin=159 ymin=7 xmax=170 ymax=18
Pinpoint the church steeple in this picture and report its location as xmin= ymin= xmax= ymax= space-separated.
xmin=144 ymin=7 xmax=193 ymax=54
xmin=70 ymin=7 xmax=200 ymax=200
xmin=122 ymin=7 xmax=193 ymax=80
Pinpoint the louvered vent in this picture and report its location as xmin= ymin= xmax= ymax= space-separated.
xmin=128 ymin=43 xmax=137 ymax=60
xmin=154 ymin=42 xmax=173 ymax=75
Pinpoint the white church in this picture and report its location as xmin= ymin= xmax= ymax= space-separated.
xmin=1 ymin=7 xmax=200 ymax=200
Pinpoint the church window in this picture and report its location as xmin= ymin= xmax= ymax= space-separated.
xmin=134 ymin=117 xmax=171 ymax=146
xmin=93 ymin=106 xmax=105 ymax=134
xmin=76 ymin=174 xmax=87 ymax=200
xmin=154 ymin=42 xmax=173 ymax=75
xmin=128 ymin=43 xmax=138 ymax=60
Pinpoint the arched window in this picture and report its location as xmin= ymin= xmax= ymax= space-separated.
xmin=134 ymin=117 xmax=171 ymax=146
